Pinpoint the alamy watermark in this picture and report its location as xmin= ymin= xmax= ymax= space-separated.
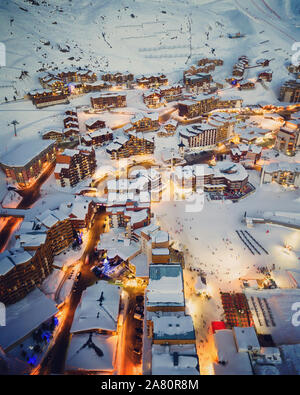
xmin=0 ymin=302 xmax=5 ymax=326
xmin=291 ymin=302 xmax=300 ymax=327
xmin=103 ymin=160 xmax=205 ymax=213
xmin=0 ymin=43 xmax=6 ymax=67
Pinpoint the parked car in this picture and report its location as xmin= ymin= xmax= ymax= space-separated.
xmin=133 ymin=347 xmax=141 ymax=355
xmin=76 ymin=272 xmax=82 ymax=281
xmin=134 ymin=313 xmax=144 ymax=321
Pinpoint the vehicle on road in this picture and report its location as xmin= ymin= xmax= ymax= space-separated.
xmin=133 ymin=347 xmax=141 ymax=356
xmin=134 ymin=313 xmax=144 ymax=321
xmin=76 ymin=272 xmax=81 ymax=281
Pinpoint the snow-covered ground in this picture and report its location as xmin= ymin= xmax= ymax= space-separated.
xmin=152 ymin=170 xmax=300 ymax=373
xmin=0 ymin=0 xmax=299 ymax=375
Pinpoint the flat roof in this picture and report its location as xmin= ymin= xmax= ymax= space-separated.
xmin=0 ymin=288 xmax=58 ymax=351
xmin=147 ymin=264 xmax=185 ymax=307
xmin=0 ymin=140 xmax=54 ymax=168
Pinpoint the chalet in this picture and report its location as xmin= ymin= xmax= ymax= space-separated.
xmin=158 ymin=120 xmax=178 ymax=137
xmin=230 ymin=144 xmax=262 ymax=164
xmin=197 ymin=58 xmax=224 ymax=67
xmin=65 ymin=108 xmax=77 ymax=117
xmin=258 ymin=70 xmax=273 ymax=82
xmin=130 ymin=113 xmax=159 ymax=132
xmin=84 ymin=81 xmax=111 ymax=92
xmin=85 ymin=118 xmax=106 ymax=132
xmin=101 ymin=72 xmax=134 ymax=84
xmin=42 ymin=128 xmax=78 ymax=142
xmin=136 ymin=74 xmax=168 ymax=89
xmin=106 ymin=133 xmax=154 ymax=159
xmin=178 ymin=95 xmax=242 ymax=119
xmin=184 ymin=73 xmax=212 ymax=93
xmin=29 ymin=90 xmax=69 ymax=108
xmin=82 ymin=128 xmax=113 ymax=147
xmin=90 ymin=92 xmax=127 ymax=110
xmin=143 ymin=90 xmax=162 ymax=108
xmin=64 ymin=115 xmax=78 ymax=128
xmin=158 ymin=84 xmax=182 ymax=102
xmin=238 ymin=81 xmax=255 ymax=90
xmin=64 ymin=120 xmax=79 ymax=130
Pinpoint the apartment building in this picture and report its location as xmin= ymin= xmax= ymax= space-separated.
xmin=54 ymin=146 xmax=96 ymax=187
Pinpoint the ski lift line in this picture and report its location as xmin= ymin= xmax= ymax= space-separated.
xmin=236 ymin=230 xmax=255 ymax=255
xmin=244 ymin=230 xmax=269 ymax=254
xmin=240 ymin=230 xmax=261 ymax=255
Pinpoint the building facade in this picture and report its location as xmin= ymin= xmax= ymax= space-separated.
xmin=54 ymin=146 xmax=96 ymax=187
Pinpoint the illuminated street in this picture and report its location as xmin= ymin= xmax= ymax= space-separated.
xmin=35 ymin=211 xmax=107 ymax=375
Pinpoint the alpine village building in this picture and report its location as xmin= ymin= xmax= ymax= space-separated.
xmin=54 ymin=146 xmax=96 ymax=187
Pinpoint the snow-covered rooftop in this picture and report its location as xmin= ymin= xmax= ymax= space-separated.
xmin=147 ymin=264 xmax=184 ymax=308
xmin=0 ymin=288 xmax=58 ymax=351
xmin=71 ymin=281 xmax=121 ymax=334
xmin=152 ymin=344 xmax=199 ymax=375
xmin=65 ymin=333 xmax=117 ymax=372
xmin=152 ymin=314 xmax=195 ymax=341
xmin=0 ymin=140 xmax=54 ymax=167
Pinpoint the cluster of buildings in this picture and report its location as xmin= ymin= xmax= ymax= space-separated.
xmin=143 ymin=85 xmax=182 ymax=108
xmin=174 ymin=161 xmax=249 ymax=194
xmin=106 ymin=132 xmax=154 ymax=160
xmin=42 ymin=108 xmax=80 ymax=142
xmin=213 ymin=285 xmax=300 ymax=375
xmin=179 ymin=112 xmax=235 ymax=149
xmin=124 ymin=112 xmax=159 ymax=133
xmin=29 ymin=68 xmax=111 ymax=108
xmin=178 ymin=94 xmax=243 ymax=119
xmin=0 ymin=196 xmax=96 ymax=305
xmin=136 ymin=74 xmax=168 ymax=89
xmin=90 ymin=92 xmax=127 ymax=110
xmin=183 ymin=58 xmax=223 ymax=94
xmin=232 ymin=55 xmax=249 ymax=78
xmin=146 ymin=264 xmax=199 ymax=375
